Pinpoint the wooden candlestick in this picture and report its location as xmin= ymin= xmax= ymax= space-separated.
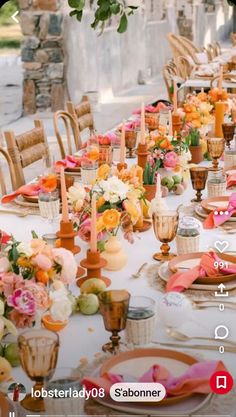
xmin=56 ymin=220 xmax=80 ymax=255
xmin=137 ymin=143 xmax=148 ymax=171
xmin=77 ymin=250 xmax=111 ymax=287
xmin=117 ymin=162 xmax=128 ymax=171
xmin=172 ymin=113 xmax=182 ymax=135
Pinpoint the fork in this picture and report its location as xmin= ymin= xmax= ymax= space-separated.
xmin=131 ymin=262 xmax=148 ymax=278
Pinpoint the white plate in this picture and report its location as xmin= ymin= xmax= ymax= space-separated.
xmin=195 ymin=204 xmax=236 ymax=222
xmin=158 ymin=262 xmax=236 ymax=291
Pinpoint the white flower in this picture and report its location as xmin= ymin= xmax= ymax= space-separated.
xmin=0 ymin=257 xmax=10 ymax=273
xmin=99 ymin=176 xmax=129 ymax=203
xmin=49 ymin=287 xmax=68 ymax=303
xmin=0 ymin=300 xmax=4 ymax=316
xmin=17 ymin=242 xmax=33 ymax=257
xmin=67 ymin=183 xmax=86 ymax=205
xmin=50 ymin=299 xmax=72 ymax=322
xmin=52 ymin=248 xmax=77 ymax=284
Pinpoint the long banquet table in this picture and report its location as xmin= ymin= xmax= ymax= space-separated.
xmin=4 ymin=161 xmax=236 ymax=397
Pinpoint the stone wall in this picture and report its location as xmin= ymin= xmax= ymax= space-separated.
xmin=19 ymin=0 xmax=64 ymax=114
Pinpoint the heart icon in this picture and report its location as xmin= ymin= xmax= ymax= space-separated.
xmin=214 ymin=240 xmax=229 ymax=254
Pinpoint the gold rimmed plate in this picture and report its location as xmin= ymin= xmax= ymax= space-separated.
xmin=201 ymin=196 xmax=232 ymax=215
xmin=169 ymin=252 xmax=236 ymax=285
xmin=98 ymin=348 xmax=199 ymax=407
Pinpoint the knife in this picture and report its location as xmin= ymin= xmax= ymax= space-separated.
xmin=153 ymin=341 xmax=236 ymax=353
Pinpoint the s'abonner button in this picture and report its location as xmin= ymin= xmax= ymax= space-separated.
xmin=109 ymin=383 xmax=166 ymax=402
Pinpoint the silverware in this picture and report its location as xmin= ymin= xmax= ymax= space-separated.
xmin=194 ymin=300 xmax=236 ymax=310
xmin=167 ymin=328 xmax=236 ymax=346
xmin=0 ymin=209 xmax=30 ymax=217
xmin=153 ymin=341 xmax=236 ymax=353
xmin=131 ymin=262 xmax=148 ymax=278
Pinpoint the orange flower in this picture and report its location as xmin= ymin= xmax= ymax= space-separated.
xmin=158 ymin=138 xmax=173 ymax=150
xmin=97 ymin=164 xmax=110 ymax=180
xmin=87 ymin=145 xmax=99 ymax=161
xmin=123 ymin=200 xmax=140 ymax=224
xmin=40 ymin=174 xmax=57 ymax=192
xmin=96 ymin=216 xmax=104 ymax=233
xmin=96 ymin=196 xmax=105 ymax=210
xmin=197 ymin=91 xmax=208 ymax=102
xmin=183 ymin=103 xmax=196 ymax=113
xmin=35 ymin=270 xmax=50 ymax=285
xmin=102 ymin=209 xmax=121 ymax=229
xmin=17 ymin=257 xmax=32 ymax=268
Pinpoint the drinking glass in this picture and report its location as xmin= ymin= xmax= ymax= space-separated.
xmin=152 ymin=210 xmax=179 ymax=261
xmin=190 ymin=166 xmax=208 ymax=202
xmin=125 ymin=296 xmax=156 ymax=346
xmin=222 ymin=122 xmax=235 ymax=150
xmin=80 ymin=158 xmax=98 ymax=185
xmin=207 ymin=137 xmax=225 ymax=170
xmin=44 ymin=368 xmax=84 ymax=415
xmin=125 ymin=130 xmax=137 ymax=158
xmin=98 ymin=290 xmax=130 ymax=354
xmin=18 ymin=329 xmax=59 ymax=412
xmin=38 ymin=190 xmax=60 ymax=224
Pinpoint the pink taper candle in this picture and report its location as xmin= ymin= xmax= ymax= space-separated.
xmin=141 ymin=102 xmax=146 ymax=144
xmin=60 ymin=166 xmax=69 ymax=222
xmin=218 ymin=65 xmax=223 ymax=92
xmin=90 ymin=193 xmax=97 ymax=253
xmin=173 ymin=79 xmax=178 ymax=114
xmin=120 ymin=121 xmax=126 ymax=164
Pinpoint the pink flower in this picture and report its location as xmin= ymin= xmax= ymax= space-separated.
xmin=163 ymin=151 xmax=179 ymax=170
xmin=0 ymin=273 xmax=24 ymax=297
xmin=8 ymin=309 xmax=35 ymax=328
xmin=52 ymin=248 xmax=77 ymax=285
xmin=32 ymin=254 xmax=52 ymax=271
xmin=7 ymin=288 xmax=36 ymax=316
xmin=24 ymin=282 xmax=50 ymax=310
xmin=78 ymin=218 xmax=104 ymax=243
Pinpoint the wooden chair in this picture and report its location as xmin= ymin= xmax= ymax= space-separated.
xmin=66 ymin=96 xmax=95 ymax=142
xmin=210 ymin=73 xmax=236 ymax=97
xmin=163 ymin=61 xmax=178 ymax=101
xmin=0 ymin=147 xmax=17 ymax=195
xmin=4 ymin=120 xmax=50 ymax=189
xmin=53 ymin=110 xmax=82 ymax=159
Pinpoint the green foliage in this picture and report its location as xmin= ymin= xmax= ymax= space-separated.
xmin=143 ymin=161 xmax=160 ymax=185
xmin=185 ymin=128 xmax=200 ymax=147
xmin=0 ymin=1 xmax=18 ymax=25
xmin=68 ymin=0 xmax=139 ymax=34
xmin=0 ymin=39 xmax=20 ymax=48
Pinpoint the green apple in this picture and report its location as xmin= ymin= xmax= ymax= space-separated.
xmin=80 ymin=278 xmax=106 ymax=295
xmin=4 ymin=343 xmax=20 ymax=367
xmin=78 ymin=294 xmax=99 ymax=315
xmin=161 ymin=176 xmax=174 ymax=191
xmin=172 ymin=175 xmax=182 ymax=185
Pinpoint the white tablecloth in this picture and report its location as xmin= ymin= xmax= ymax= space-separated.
xmin=1 ymin=165 xmax=234 ymax=393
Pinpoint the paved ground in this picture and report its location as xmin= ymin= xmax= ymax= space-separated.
xmin=0 ymin=52 xmax=167 ymax=188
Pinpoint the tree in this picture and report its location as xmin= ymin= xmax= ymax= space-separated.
xmin=67 ymin=0 xmax=139 ymax=33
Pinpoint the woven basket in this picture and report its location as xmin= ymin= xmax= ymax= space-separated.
xmin=207 ymin=181 xmax=227 ymax=198
xmin=38 ymin=200 xmax=60 ymax=219
xmin=125 ymin=315 xmax=156 ymax=346
xmin=81 ymin=167 xmax=98 ymax=185
xmin=176 ymin=235 xmax=200 ymax=255
xmin=224 ymin=152 xmax=236 ymax=170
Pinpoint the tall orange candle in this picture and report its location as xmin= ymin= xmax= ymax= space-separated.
xmin=90 ymin=193 xmax=97 ymax=253
xmin=218 ymin=65 xmax=223 ymax=92
xmin=168 ymin=110 xmax=173 ymax=136
xmin=215 ymin=101 xmax=225 ymax=138
xmin=141 ymin=102 xmax=146 ymax=144
xmin=120 ymin=121 xmax=126 ymax=164
xmin=60 ymin=166 xmax=69 ymax=222
xmin=173 ymin=79 xmax=178 ymax=114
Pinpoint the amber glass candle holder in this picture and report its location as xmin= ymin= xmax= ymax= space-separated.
xmin=207 ymin=137 xmax=225 ymax=170
xmin=98 ymin=290 xmax=130 ymax=354
xmin=222 ymin=122 xmax=235 ymax=150
xmin=152 ymin=210 xmax=179 ymax=261
xmin=18 ymin=329 xmax=59 ymax=412
xmin=190 ymin=166 xmax=208 ymax=202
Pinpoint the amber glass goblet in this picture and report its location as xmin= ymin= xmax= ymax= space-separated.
xmin=190 ymin=166 xmax=208 ymax=202
xmin=98 ymin=290 xmax=130 ymax=354
xmin=125 ymin=130 xmax=137 ymax=158
xmin=18 ymin=329 xmax=59 ymax=412
xmin=152 ymin=210 xmax=179 ymax=261
xmin=207 ymin=137 xmax=225 ymax=170
xmin=222 ymin=122 xmax=235 ymax=150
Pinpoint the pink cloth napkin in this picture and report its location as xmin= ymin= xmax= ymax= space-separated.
xmin=166 ymin=251 xmax=236 ymax=292
xmin=82 ymin=360 xmax=226 ymax=397
xmin=133 ymin=102 xmax=169 ymax=115
xmin=227 ymin=173 xmax=236 ymax=189
xmin=54 ymin=155 xmax=81 ymax=172
xmin=203 ymin=193 xmax=236 ymax=229
xmin=2 ymin=184 xmax=41 ymax=204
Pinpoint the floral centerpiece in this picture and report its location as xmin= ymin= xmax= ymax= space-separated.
xmin=68 ymin=164 xmax=146 ymax=247
xmin=0 ymin=235 xmax=77 ymax=331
